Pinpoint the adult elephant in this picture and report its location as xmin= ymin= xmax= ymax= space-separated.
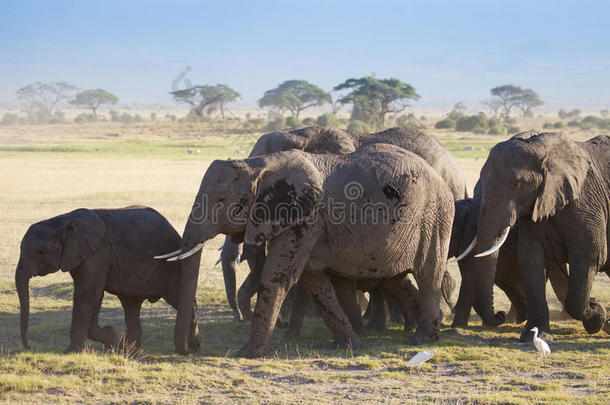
xmin=220 ymin=126 xmax=466 ymax=321
xmin=160 ymin=143 xmax=454 ymax=357
xmin=456 ymin=132 xmax=609 ymax=341
xmin=15 ymin=207 xmax=200 ymax=354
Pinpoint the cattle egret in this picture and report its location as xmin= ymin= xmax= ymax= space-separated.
xmin=530 ymin=327 xmax=551 ymax=356
xmin=406 ymin=350 xmax=438 ymax=367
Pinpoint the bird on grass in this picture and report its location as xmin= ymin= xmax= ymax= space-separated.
xmin=530 ymin=327 xmax=551 ymax=356
xmin=405 ymin=350 xmax=438 ymax=367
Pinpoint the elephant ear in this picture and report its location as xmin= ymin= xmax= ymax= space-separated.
xmin=244 ymin=155 xmax=324 ymax=245
xmin=531 ymin=135 xmax=590 ymax=222
xmin=61 ymin=209 xmax=106 ymax=272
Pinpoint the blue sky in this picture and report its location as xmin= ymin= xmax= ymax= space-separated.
xmin=1 ymin=0 xmax=609 ymax=109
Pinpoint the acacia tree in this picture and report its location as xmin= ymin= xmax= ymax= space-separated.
xmin=170 ymin=84 xmax=240 ymax=118
xmin=16 ymin=81 xmax=78 ymax=117
xmin=481 ymin=98 xmax=503 ymax=118
xmin=70 ymin=89 xmax=118 ymax=118
xmin=334 ymin=76 xmax=420 ymax=128
xmin=489 ymin=84 xmax=543 ymax=117
xmin=258 ymin=80 xmax=330 ymax=119
xmin=216 ymin=84 xmax=241 ymax=119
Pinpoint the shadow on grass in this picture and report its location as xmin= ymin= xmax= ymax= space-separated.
xmin=1 ymin=281 xmax=608 ymax=361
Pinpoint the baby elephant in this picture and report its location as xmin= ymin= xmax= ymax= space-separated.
xmin=15 ymin=206 xmax=200 ymax=354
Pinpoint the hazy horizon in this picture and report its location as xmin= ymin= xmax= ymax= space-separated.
xmin=2 ymin=0 xmax=609 ymax=110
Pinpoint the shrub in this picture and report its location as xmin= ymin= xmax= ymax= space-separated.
xmin=265 ymin=117 xmax=285 ymax=131
xmin=285 ymin=116 xmax=302 ymax=129
xmin=473 ymin=128 xmax=486 ymax=134
xmin=0 ymin=113 xmax=19 ymax=125
xmin=302 ymin=117 xmax=315 ymax=126
xmin=488 ymin=125 xmax=503 ymax=135
xmin=403 ymin=121 xmax=425 ymax=130
xmin=507 ymin=126 xmax=521 ymax=135
xmin=316 ymin=113 xmax=340 ymax=127
xmin=579 ymin=122 xmax=595 ymax=131
xmin=420 ymin=116 xmax=427 ymax=121
xmin=455 ymin=114 xmax=487 ymax=132
xmin=503 ymin=116 xmax=516 ymax=125
xmin=543 ymin=122 xmax=554 ymax=129
xmin=74 ymin=113 xmax=97 ymax=123
xmin=598 ymin=119 xmax=610 ymax=130
xmin=553 ymin=121 xmax=566 ymax=129
xmin=567 ymin=120 xmax=580 ymax=127
xmin=434 ymin=118 xmax=455 ymax=129
xmin=243 ymin=118 xmax=266 ymax=130
xmin=347 ymin=120 xmax=371 ymax=133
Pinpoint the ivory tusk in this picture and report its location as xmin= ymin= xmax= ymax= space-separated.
xmin=236 ymin=255 xmax=241 ymax=265
xmin=218 ymin=243 xmax=224 ymax=251
xmin=154 ymin=249 xmax=182 ymax=260
xmin=215 ymin=256 xmax=222 ymax=266
xmin=474 ymin=226 xmax=511 ymax=258
xmin=167 ymin=243 xmax=204 ymax=262
xmin=449 ymin=236 xmax=477 ymax=263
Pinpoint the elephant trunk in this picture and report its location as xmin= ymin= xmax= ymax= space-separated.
xmin=470 ymin=254 xmax=506 ymax=326
xmin=15 ymin=258 xmax=31 ymax=350
xmin=173 ymin=208 xmax=221 ymax=354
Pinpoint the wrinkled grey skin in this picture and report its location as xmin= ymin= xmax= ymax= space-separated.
xmin=15 ymin=207 xmax=199 ymax=354
xmin=471 ymin=132 xmax=610 ymax=342
xmin=221 ymin=126 xmax=465 ymax=322
xmin=175 ymin=144 xmax=454 ymax=357
xmin=450 ymin=196 xmax=572 ymax=327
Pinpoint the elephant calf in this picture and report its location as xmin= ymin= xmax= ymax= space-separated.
xmin=16 ymin=206 xmax=200 ymax=354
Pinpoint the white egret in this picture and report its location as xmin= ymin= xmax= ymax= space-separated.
xmin=530 ymin=327 xmax=551 ymax=356
xmin=405 ymin=350 xmax=438 ymax=367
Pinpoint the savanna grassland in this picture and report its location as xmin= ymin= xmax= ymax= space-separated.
xmin=0 ymin=118 xmax=608 ymax=404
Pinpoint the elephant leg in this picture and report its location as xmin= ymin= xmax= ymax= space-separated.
xmin=86 ymin=292 xmax=118 ymax=349
xmin=162 ymin=293 xmax=200 ymax=352
xmin=331 ymin=275 xmax=365 ymax=335
xmin=452 ymin=261 xmax=474 ymax=327
xmin=284 ymin=281 xmax=311 ymax=338
xmin=380 ymin=276 xmax=419 ymax=332
xmin=237 ymin=246 xmax=265 ymax=321
xmin=565 ymin=256 xmax=606 ymax=334
xmin=517 ymin=233 xmax=551 ymax=342
xmin=411 ymin=268 xmax=442 ymax=345
xmin=365 ymin=287 xmax=388 ymax=331
xmin=221 ymin=236 xmax=243 ymax=321
xmin=547 ymin=261 xmax=569 ymax=312
xmin=118 ymin=296 xmax=144 ymax=351
xmin=301 ymin=271 xmax=359 ymax=349
xmin=237 ymin=228 xmax=316 ymax=358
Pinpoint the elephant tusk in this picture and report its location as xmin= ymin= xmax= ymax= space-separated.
xmin=236 ymin=255 xmax=241 ymax=265
xmin=218 ymin=243 xmax=224 ymax=251
xmin=167 ymin=243 xmax=204 ymax=262
xmin=154 ymin=249 xmax=183 ymax=259
xmin=474 ymin=227 xmax=510 ymax=258
xmin=215 ymin=256 xmax=222 ymax=266
xmin=449 ymin=236 xmax=477 ymax=263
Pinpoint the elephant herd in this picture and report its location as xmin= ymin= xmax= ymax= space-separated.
xmin=16 ymin=126 xmax=610 ymax=357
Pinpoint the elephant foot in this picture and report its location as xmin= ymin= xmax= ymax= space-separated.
xmin=233 ymin=311 xmax=244 ymax=322
xmin=520 ymin=328 xmax=553 ymax=343
xmin=237 ymin=296 xmax=252 ymax=322
xmin=331 ymin=334 xmax=360 ymax=350
xmin=63 ymin=344 xmax=86 ymax=354
xmin=275 ymin=317 xmax=289 ymax=329
xmin=482 ymin=311 xmax=507 ymax=327
xmin=188 ymin=330 xmax=200 ymax=353
xmin=409 ymin=327 xmax=439 ymax=345
xmin=365 ymin=319 xmax=386 ymax=332
xmin=236 ymin=342 xmax=266 ymax=358
xmin=403 ymin=317 xmax=417 ymax=332
xmin=603 ymin=319 xmax=610 ymax=335
xmin=582 ymin=301 xmax=606 ymax=334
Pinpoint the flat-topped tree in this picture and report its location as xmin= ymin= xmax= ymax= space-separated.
xmin=258 ymin=80 xmax=330 ymax=119
xmin=334 ymin=76 xmax=420 ymax=128
xmin=170 ymin=84 xmax=240 ymax=118
xmin=70 ymin=89 xmax=118 ymax=118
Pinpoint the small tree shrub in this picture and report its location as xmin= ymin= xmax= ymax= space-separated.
xmin=265 ymin=117 xmax=285 ymax=131
xmin=507 ymin=126 xmax=521 ymax=135
xmin=302 ymin=117 xmax=315 ymax=126
xmin=285 ymin=116 xmax=302 ymax=129
xmin=434 ymin=118 xmax=455 ymax=129
xmin=74 ymin=113 xmax=97 ymax=123
xmin=553 ymin=121 xmax=566 ymax=129
xmin=347 ymin=120 xmax=371 ymax=133
xmin=316 ymin=113 xmax=340 ymax=127
xmin=455 ymin=114 xmax=487 ymax=132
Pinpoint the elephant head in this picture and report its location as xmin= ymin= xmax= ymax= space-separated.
xmin=16 ymin=209 xmax=106 ymax=349
xmin=163 ymin=152 xmax=324 ymax=354
xmin=472 ymin=132 xmax=589 ymax=257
